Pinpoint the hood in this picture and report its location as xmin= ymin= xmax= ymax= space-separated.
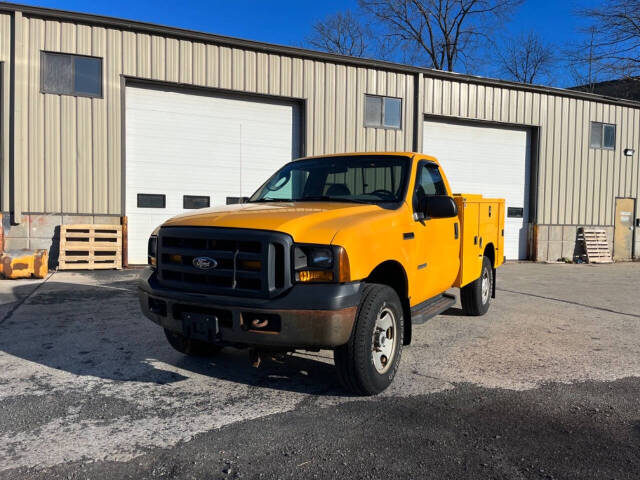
xmin=161 ymin=201 xmax=386 ymax=244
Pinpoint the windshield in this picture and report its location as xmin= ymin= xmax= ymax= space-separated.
xmin=249 ymin=155 xmax=410 ymax=204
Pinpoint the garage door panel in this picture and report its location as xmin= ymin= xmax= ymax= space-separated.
xmin=423 ymin=119 xmax=530 ymax=260
xmin=126 ymin=85 xmax=299 ymax=264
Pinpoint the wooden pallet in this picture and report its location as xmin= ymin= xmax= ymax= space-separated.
xmin=577 ymin=227 xmax=613 ymax=264
xmin=59 ymin=224 xmax=122 ymax=270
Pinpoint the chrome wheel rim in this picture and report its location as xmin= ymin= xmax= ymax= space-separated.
xmin=372 ymin=306 xmax=397 ymax=374
xmin=481 ymin=268 xmax=490 ymax=305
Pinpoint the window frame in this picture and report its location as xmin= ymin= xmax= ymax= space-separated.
xmin=40 ymin=51 xmax=104 ymax=99
xmin=589 ymin=121 xmax=616 ymax=150
xmin=364 ymin=94 xmax=403 ymax=130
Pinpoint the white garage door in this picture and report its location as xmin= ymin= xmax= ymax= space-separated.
xmin=423 ymin=119 xmax=531 ymax=260
xmin=125 ymin=85 xmax=300 ymax=264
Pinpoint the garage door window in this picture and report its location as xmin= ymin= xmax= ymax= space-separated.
xmin=364 ymin=95 xmax=402 ymax=129
xmin=137 ymin=194 xmax=166 ymax=208
xmin=590 ymin=122 xmax=616 ymax=150
xmin=41 ymin=52 xmax=103 ymax=98
xmin=183 ymin=195 xmax=210 ymax=209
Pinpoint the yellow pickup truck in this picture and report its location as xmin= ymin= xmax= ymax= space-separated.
xmin=139 ymin=153 xmax=505 ymax=395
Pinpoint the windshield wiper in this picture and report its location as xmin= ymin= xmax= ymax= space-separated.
xmin=249 ymin=196 xmax=379 ymax=204
xmin=297 ymin=196 xmax=369 ymax=204
xmin=246 ymin=198 xmax=291 ymax=203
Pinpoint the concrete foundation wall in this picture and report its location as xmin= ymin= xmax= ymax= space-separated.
xmin=2 ymin=214 xmax=121 ymax=267
xmin=3 ymin=215 xmax=634 ymax=266
xmin=536 ymin=224 xmax=619 ymax=262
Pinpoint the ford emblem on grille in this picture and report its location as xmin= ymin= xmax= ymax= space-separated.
xmin=192 ymin=256 xmax=218 ymax=270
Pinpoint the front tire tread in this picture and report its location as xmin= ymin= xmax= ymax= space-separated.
xmin=334 ymin=284 xmax=403 ymax=396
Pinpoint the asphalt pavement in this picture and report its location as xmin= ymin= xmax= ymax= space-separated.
xmin=0 ymin=263 xmax=639 ymax=479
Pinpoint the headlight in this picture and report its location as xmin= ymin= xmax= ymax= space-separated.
xmin=293 ymin=245 xmax=350 ymax=283
xmin=148 ymin=235 xmax=158 ymax=267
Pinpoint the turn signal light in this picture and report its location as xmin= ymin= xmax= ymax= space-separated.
xmin=336 ymin=246 xmax=350 ymax=283
xmin=297 ymin=270 xmax=334 ymax=283
xmin=168 ymin=254 xmax=182 ymax=264
xmin=239 ymin=260 xmax=261 ymax=271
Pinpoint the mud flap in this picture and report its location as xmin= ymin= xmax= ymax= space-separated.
xmin=491 ymin=268 xmax=496 ymax=299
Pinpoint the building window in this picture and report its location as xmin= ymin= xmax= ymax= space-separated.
xmin=589 ymin=122 xmax=616 ymax=150
xmin=41 ymin=52 xmax=103 ymax=98
xmin=364 ymin=95 xmax=402 ymax=129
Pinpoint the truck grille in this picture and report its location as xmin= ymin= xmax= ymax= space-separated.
xmin=157 ymin=227 xmax=292 ymax=298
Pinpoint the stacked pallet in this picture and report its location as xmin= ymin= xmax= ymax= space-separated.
xmin=59 ymin=224 xmax=122 ymax=270
xmin=577 ymin=227 xmax=613 ymax=264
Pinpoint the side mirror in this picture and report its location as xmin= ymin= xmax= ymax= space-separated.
xmin=419 ymin=195 xmax=458 ymax=219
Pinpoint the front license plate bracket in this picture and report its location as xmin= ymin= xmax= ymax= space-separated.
xmin=181 ymin=311 xmax=219 ymax=342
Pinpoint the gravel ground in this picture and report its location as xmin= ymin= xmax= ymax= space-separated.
xmin=0 ymin=263 xmax=638 ymax=479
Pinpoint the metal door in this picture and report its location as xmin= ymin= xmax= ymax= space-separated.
xmin=613 ymin=198 xmax=635 ymax=261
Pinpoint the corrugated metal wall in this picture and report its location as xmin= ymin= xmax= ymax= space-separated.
xmin=421 ymin=77 xmax=640 ymax=226
xmin=12 ymin=13 xmax=415 ymax=216
xmin=6 ymin=8 xmax=640 ymax=225
xmin=0 ymin=13 xmax=11 ymax=213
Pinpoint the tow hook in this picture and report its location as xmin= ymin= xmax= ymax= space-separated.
xmin=249 ymin=349 xmax=290 ymax=368
xmin=249 ymin=349 xmax=263 ymax=368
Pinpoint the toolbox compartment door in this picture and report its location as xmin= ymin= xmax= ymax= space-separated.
xmin=454 ymin=196 xmax=481 ymax=288
xmin=454 ymin=195 xmax=504 ymax=288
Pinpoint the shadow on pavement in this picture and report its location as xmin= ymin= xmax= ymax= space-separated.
xmin=0 ymin=274 xmax=345 ymax=396
xmin=441 ymin=306 xmax=465 ymax=316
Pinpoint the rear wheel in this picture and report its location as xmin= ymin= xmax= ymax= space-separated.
xmin=164 ymin=329 xmax=223 ymax=357
xmin=334 ymin=284 xmax=404 ymax=396
xmin=460 ymin=255 xmax=493 ymax=316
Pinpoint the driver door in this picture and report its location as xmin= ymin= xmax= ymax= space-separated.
xmin=411 ymin=161 xmax=461 ymax=304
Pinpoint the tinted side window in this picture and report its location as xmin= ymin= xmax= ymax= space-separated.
xmin=413 ymin=163 xmax=447 ymax=212
xmin=416 ymin=163 xmax=447 ymax=196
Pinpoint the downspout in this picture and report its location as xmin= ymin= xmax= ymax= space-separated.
xmin=9 ymin=9 xmax=23 ymax=224
xmin=412 ymin=72 xmax=423 ymax=153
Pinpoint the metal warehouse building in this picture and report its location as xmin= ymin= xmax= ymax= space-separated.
xmin=0 ymin=2 xmax=638 ymax=265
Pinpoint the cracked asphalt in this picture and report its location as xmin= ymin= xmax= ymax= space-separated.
xmin=0 ymin=263 xmax=639 ymax=479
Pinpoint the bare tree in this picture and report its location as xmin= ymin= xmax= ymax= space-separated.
xmin=498 ymin=31 xmax=555 ymax=84
xmin=306 ymin=10 xmax=372 ymax=57
xmin=576 ymin=0 xmax=640 ymax=79
xmin=566 ymin=27 xmax=608 ymax=90
xmin=358 ymin=0 xmax=524 ymax=71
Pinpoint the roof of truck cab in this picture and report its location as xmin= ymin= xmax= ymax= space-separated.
xmin=292 ymin=152 xmax=440 ymax=164
xmin=294 ymin=152 xmax=414 ymax=160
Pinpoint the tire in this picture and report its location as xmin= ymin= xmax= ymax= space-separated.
xmin=164 ymin=329 xmax=223 ymax=357
xmin=334 ymin=284 xmax=404 ymax=396
xmin=460 ymin=256 xmax=493 ymax=316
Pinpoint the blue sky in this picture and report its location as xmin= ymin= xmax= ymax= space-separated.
xmin=18 ymin=0 xmax=605 ymax=86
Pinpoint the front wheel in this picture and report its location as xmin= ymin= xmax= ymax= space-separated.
xmin=164 ymin=329 xmax=223 ymax=357
xmin=334 ymin=284 xmax=404 ymax=396
xmin=460 ymin=256 xmax=493 ymax=316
